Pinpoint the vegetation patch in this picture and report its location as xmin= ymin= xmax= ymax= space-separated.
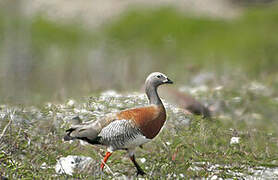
xmin=1 ymin=79 xmax=277 ymax=178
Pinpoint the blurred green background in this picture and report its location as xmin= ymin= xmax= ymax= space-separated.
xmin=0 ymin=0 xmax=277 ymax=104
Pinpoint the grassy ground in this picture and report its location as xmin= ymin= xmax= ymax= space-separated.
xmin=0 ymin=72 xmax=277 ymax=179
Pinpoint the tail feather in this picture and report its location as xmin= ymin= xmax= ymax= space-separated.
xmin=64 ymin=128 xmax=75 ymax=141
xmin=63 ymin=117 xmax=101 ymax=143
xmin=63 ymin=116 xmax=82 ymax=142
xmin=66 ymin=127 xmax=75 ymax=133
xmin=63 ymin=128 xmax=101 ymax=145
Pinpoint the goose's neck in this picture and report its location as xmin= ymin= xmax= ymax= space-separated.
xmin=145 ymin=84 xmax=162 ymax=106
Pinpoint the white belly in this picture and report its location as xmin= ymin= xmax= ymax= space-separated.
xmin=123 ymin=134 xmax=150 ymax=149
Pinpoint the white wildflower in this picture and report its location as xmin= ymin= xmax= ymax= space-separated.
xmin=140 ymin=158 xmax=146 ymax=163
xmin=165 ymin=141 xmax=171 ymax=146
xmin=230 ymin=137 xmax=240 ymax=145
xmin=46 ymin=102 xmax=52 ymax=108
xmin=67 ymin=99 xmax=75 ymax=107
xmin=40 ymin=162 xmax=48 ymax=169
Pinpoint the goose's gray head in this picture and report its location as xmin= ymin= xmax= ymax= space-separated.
xmin=145 ymin=72 xmax=173 ymax=88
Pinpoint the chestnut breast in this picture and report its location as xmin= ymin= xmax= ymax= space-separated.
xmin=116 ymin=105 xmax=166 ymax=139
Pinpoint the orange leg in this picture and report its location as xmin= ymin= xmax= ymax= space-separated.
xmin=100 ymin=152 xmax=112 ymax=171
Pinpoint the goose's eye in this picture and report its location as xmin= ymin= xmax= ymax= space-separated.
xmin=156 ymin=75 xmax=162 ymax=78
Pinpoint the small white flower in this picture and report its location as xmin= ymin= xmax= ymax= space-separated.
xmin=140 ymin=158 xmax=146 ymax=163
xmin=27 ymin=138 xmax=31 ymax=146
xmin=67 ymin=99 xmax=75 ymax=107
xmin=210 ymin=175 xmax=218 ymax=180
xmin=165 ymin=141 xmax=171 ymax=146
xmin=230 ymin=137 xmax=240 ymax=145
xmin=9 ymin=113 xmax=15 ymax=120
xmin=46 ymin=102 xmax=52 ymax=108
xmin=41 ymin=162 xmax=48 ymax=169
xmin=179 ymin=173 xmax=185 ymax=178
xmin=0 ymin=113 xmax=5 ymax=119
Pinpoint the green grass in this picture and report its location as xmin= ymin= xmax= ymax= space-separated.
xmin=0 ymin=79 xmax=277 ymax=178
xmin=101 ymin=5 xmax=278 ymax=76
xmin=0 ymin=13 xmax=97 ymax=104
xmin=1 ymin=113 xmax=277 ymax=178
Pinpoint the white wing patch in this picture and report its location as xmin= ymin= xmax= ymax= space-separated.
xmin=99 ymin=120 xmax=150 ymax=151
